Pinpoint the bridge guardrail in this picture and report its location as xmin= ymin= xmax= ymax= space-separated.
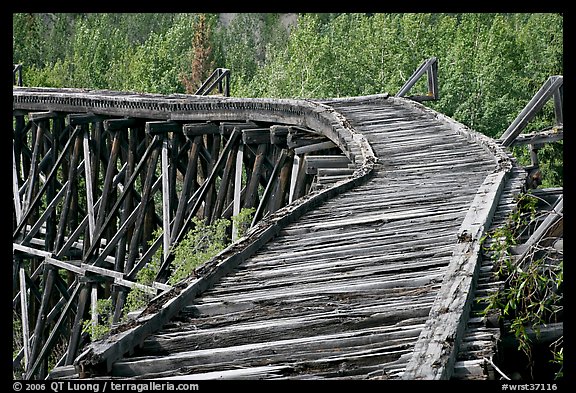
xmin=194 ymin=67 xmax=230 ymax=97
xmin=498 ymin=75 xmax=563 ymax=189
xmin=397 ymin=57 xmax=439 ymax=102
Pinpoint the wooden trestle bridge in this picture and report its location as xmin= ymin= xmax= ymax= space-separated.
xmin=13 ymin=61 xmax=563 ymax=380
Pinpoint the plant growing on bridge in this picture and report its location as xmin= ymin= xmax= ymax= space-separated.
xmin=123 ymin=237 xmax=162 ymax=316
xmin=121 ymin=207 xmax=255 ymax=318
xmin=481 ymin=192 xmax=563 ymax=379
xmin=169 ymin=216 xmax=231 ymax=285
xmin=82 ymin=298 xmax=114 ymax=341
xmin=232 ymin=206 xmax=256 ymax=239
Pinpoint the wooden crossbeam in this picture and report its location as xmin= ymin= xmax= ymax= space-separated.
xmin=304 ymin=155 xmax=352 ymax=175
xmin=242 ymin=128 xmax=271 ymax=145
xmin=183 ymin=122 xmax=220 ymax=136
xmin=509 ymin=127 xmax=563 ymax=146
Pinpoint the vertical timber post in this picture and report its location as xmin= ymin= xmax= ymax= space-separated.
xmin=232 ymin=143 xmax=244 ymax=241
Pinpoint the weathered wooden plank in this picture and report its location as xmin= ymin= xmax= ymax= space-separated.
xmin=293 ymin=140 xmax=337 ymax=155
xmin=317 ymin=167 xmax=356 ymax=177
xmin=103 ymin=117 xmax=138 ymax=131
xmin=183 ymin=291 xmax=435 ymax=323
xmin=116 ymin=328 xmax=419 ymax=374
xmin=145 ymin=120 xmax=181 ymax=135
xmin=402 ymin=170 xmax=509 ymax=380
xmin=304 ymin=155 xmax=351 ymax=175
xmin=66 ymin=113 xmax=104 ymax=126
xmin=140 ymin=321 xmax=425 ymax=361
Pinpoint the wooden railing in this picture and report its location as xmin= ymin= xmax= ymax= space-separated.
xmin=499 ymin=75 xmax=563 ymax=188
xmin=397 ymin=57 xmax=439 ymax=102
xmin=194 ymin=67 xmax=230 ymax=97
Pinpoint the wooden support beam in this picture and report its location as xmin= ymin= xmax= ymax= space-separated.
xmin=210 ymin=140 xmax=239 ymax=224
xmin=242 ymin=128 xmax=271 ymax=145
xmin=232 ymin=144 xmax=244 ymax=242
xmin=67 ymin=113 xmax=103 ymax=126
xmin=317 ymin=167 xmax=356 ymax=177
xmin=65 ymin=282 xmax=87 ymax=365
xmin=19 ymin=263 xmax=31 ymax=370
xmin=183 ymin=122 xmax=220 ymax=136
xmin=82 ymin=127 xmax=96 ymax=246
xmin=270 ymin=125 xmax=290 ymax=146
xmin=28 ymin=110 xmax=60 ymax=122
xmin=291 ymin=153 xmax=310 ymax=201
xmin=171 ymin=135 xmax=201 ymax=242
xmin=304 ymin=155 xmax=351 ymax=175
xmin=161 ymin=136 xmax=171 ymax=262
xmin=512 ymin=195 xmax=563 ymax=262
xmin=500 ymin=76 xmax=563 ymax=147
xmin=22 ymin=121 xmax=43 ymax=220
xmin=219 ymin=122 xmax=258 ymax=136
xmin=287 ymin=126 xmax=327 ymax=149
xmin=509 ymin=127 xmax=563 ymax=146
xmin=289 ymin=155 xmax=300 ymax=204
xmin=22 ymin=187 xmax=67 ymax=244
xmin=243 ymin=144 xmax=268 ymax=210
xmin=103 ymin=118 xmax=138 ymax=131
xmin=294 ymin=140 xmax=337 ymax=155
xmin=202 ymin=134 xmax=221 ymax=221
xmin=252 ymin=149 xmax=289 ymax=227
xmin=397 ymin=57 xmax=439 ymax=101
xmin=26 ymin=282 xmax=82 ymax=379
xmin=145 ymin=121 xmax=182 ymax=135
xmin=13 ymin=143 xmax=23 ymax=224
xmin=95 ymin=129 xmax=121 ymax=233
xmin=270 ymin=149 xmax=294 ymax=213
xmin=82 ymin=135 xmax=161 ymax=264
xmin=13 ymin=126 xmax=82 ymax=240
xmin=170 ymin=129 xmax=242 ymax=250
xmin=28 ymin=267 xmax=56 ymax=372
xmin=125 ymin=145 xmax=161 ymax=272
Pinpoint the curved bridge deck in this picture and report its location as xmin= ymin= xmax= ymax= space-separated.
xmin=106 ymin=98 xmax=497 ymax=379
xmin=13 ymin=88 xmax=521 ymax=380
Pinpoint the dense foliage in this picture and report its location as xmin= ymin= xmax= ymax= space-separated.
xmin=13 ymin=13 xmax=562 ymax=136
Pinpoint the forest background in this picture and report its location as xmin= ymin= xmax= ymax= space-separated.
xmin=12 ymin=13 xmax=563 ymax=187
